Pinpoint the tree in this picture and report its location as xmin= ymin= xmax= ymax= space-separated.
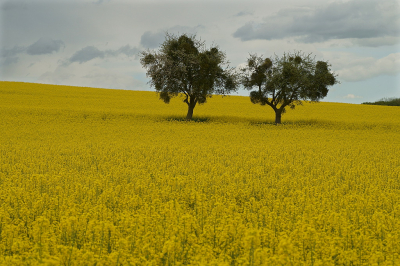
xmin=241 ymin=51 xmax=338 ymax=124
xmin=140 ymin=33 xmax=238 ymax=120
xmin=362 ymin=97 xmax=400 ymax=106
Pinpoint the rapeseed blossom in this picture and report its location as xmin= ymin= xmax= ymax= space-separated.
xmin=0 ymin=81 xmax=399 ymax=265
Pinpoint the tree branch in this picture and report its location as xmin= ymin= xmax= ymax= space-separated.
xmin=183 ymin=93 xmax=189 ymax=105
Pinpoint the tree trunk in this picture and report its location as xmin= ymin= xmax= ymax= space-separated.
xmin=186 ymin=105 xmax=194 ymax=120
xmin=185 ymin=95 xmax=197 ymax=121
xmin=275 ymin=109 xmax=282 ymax=124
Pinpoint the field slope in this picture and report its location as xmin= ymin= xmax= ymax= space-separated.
xmin=1 ymin=81 xmax=399 ymax=265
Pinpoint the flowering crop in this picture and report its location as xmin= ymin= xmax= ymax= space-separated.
xmin=0 ymin=81 xmax=399 ymax=265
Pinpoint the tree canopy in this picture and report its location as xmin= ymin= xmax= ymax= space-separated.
xmin=241 ymin=51 xmax=338 ymax=124
xmin=140 ymin=33 xmax=239 ymax=120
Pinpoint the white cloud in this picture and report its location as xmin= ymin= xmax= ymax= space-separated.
xmin=322 ymin=52 xmax=400 ymax=82
xmin=37 ymin=63 xmax=145 ymax=91
xmin=351 ymin=36 xmax=400 ymax=47
xmin=140 ymin=25 xmax=205 ymax=49
xmin=343 ymin=94 xmax=362 ymax=99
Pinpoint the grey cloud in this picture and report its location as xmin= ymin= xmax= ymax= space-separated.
xmin=140 ymin=31 xmax=165 ymax=49
xmin=140 ymin=25 xmax=205 ymax=49
xmin=1 ymin=46 xmax=24 ymax=66
xmin=70 ymin=46 xmax=105 ymax=63
xmin=232 ymin=23 xmax=256 ymax=41
xmin=233 ymin=0 xmax=400 ymax=45
xmin=94 ymin=0 xmax=111 ymax=5
xmin=26 ymin=38 xmax=64 ymax=55
xmin=1 ymin=2 xmax=28 ymax=10
xmin=1 ymin=38 xmax=64 ymax=66
xmin=2 ymin=46 xmax=26 ymax=57
xmin=2 ymin=56 xmax=19 ymax=66
xmin=234 ymin=11 xmax=253 ymax=17
xmin=69 ymin=45 xmax=139 ymax=64
xmin=112 ymin=45 xmax=139 ymax=57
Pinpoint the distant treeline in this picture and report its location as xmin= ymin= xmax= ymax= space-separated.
xmin=362 ymin=97 xmax=400 ymax=106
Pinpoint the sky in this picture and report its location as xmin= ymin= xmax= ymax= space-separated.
xmin=1 ymin=0 xmax=399 ymax=104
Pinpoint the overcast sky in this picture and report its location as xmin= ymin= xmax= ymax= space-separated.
xmin=1 ymin=0 xmax=399 ymax=104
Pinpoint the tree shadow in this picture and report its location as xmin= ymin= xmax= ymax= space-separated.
xmin=249 ymin=120 xmax=277 ymax=126
xmin=163 ymin=116 xmax=211 ymax=123
xmin=249 ymin=119 xmax=335 ymax=127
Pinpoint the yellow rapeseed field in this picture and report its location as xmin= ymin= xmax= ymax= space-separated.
xmin=0 ymin=81 xmax=399 ymax=265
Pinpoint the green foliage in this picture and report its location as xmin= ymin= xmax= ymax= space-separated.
xmin=241 ymin=51 xmax=338 ymax=123
xmin=241 ymin=54 xmax=272 ymax=90
xmin=362 ymin=97 xmax=400 ymax=106
xmin=140 ymin=33 xmax=239 ymax=120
